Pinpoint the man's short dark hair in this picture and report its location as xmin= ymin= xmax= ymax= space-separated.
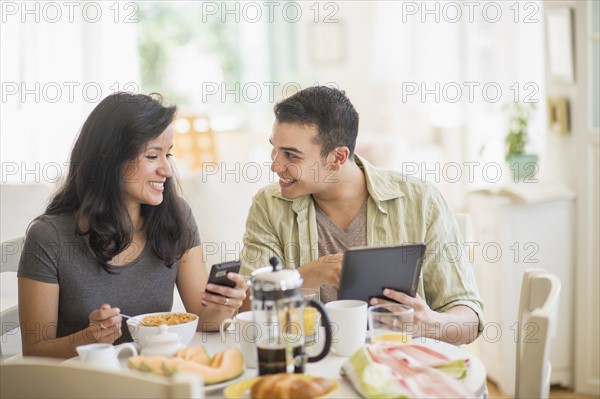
xmin=274 ymin=86 xmax=359 ymax=159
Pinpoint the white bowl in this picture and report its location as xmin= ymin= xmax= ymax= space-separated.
xmin=126 ymin=312 xmax=198 ymax=348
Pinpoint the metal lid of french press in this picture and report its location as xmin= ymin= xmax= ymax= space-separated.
xmin=250 ymin=257 xmax=303 ymax=301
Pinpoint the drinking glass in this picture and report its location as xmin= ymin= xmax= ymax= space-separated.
xmin=299 ymin=288 xmax=320 ymax=347
xmin=368 ymin=304 xmax=414 ymax=344
xmin=300 ymin=288 xmax=319 ymax=302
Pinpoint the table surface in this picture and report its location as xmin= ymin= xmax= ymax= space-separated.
xmin=60 ymin=330 xmax=486 ymax=398
xmin=194 ymin=331 xmax=487 ymax=398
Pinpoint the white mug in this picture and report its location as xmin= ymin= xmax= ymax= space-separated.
xmin=220 ymin=311 xmax=268 ymax=369
xmin=325 ymin=300 xmax=368 ymax=356
xmin=76 ymin=343 xmax=137 ymax=370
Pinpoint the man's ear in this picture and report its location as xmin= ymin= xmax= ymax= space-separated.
xmin=327 ymin=147 xmax=351 ymax=170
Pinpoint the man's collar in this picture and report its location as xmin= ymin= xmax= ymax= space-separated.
xmin=270 ymin=153 xmax=405 ymax=212
xmin=355 ymin=154 xmax=405 ymax=202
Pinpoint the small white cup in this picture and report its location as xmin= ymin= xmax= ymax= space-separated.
xmin=76 ymin=343 xmax=137 ymax=370
xmin=325 ymin=300 xmax=368 ymax=356
xmin=220 ymin=311 xmax=268 ymax=368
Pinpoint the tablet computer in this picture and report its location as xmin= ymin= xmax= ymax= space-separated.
xmin=337 ymin=244 xmax=426 ymax=303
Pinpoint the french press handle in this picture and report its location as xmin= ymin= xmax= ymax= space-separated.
xmin=306 ymin=299 xmax=332 ymax=363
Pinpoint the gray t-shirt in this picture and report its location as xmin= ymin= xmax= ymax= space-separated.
xmin=18 ymin=207 xmax=201 ymax=344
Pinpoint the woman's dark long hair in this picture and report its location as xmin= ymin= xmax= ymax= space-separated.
xmin=43 ymin=92 xmax=196 ymax=270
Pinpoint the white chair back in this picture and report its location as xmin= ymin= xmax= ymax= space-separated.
xmin=0 ymin=358 xmax=204 ymax=398
xmin=1 ymin=235 xmax=25 ymax=359
xmin=515 ymin=268 xmax=561 ymax=399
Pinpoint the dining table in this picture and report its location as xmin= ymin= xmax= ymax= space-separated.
xmin=190 ymin=329 xmax=488 ymax=398
xmin=58 ymin=324 xmax=487 ymax=398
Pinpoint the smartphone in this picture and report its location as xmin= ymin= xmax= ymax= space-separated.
xmin=206 ymin=260 xmax=241 ymax=295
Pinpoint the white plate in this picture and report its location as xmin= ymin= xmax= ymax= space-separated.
xmin=406 ymin=337 xmax=487 ymax=397
xmin=203 ymin=374 xmax=246 ymax=393
xmin=64 ymin=354 xmax=246 ymax=394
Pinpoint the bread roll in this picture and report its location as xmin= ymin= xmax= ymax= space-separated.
xmin=250 ymin=373 xmax=334 ymax=399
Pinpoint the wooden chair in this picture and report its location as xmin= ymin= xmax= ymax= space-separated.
xmin=515 ymin=269 xmax=561 ymax=399
xmin=1 ymin=235 xmax=25 ymax=360
xmin=0 ymin=358 xmax=203 ymax=398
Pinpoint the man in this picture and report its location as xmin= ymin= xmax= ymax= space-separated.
xmin=240 ymin=86 xmax=483 ymax=344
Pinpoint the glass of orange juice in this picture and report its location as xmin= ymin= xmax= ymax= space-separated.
xmin=279 ymin=307 xmax=321 ymax=346
xmin=368 ymin=304 xmax=414 ymax=344
xmin=300 ymin=289 xmax=320 ymax=347
xmin=302 ymin=307 xmax=321 ymax=347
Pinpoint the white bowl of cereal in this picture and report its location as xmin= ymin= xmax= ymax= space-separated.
xmin=126 ymin=312 xmax=198 ymax=348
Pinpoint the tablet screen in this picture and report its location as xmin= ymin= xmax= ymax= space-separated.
xmin=337 ymin=244 xmax=426 ymax=303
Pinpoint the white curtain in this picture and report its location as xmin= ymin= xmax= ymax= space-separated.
xmin=1 ymin=2 xmax=139 ymax=184
xmin=1 ymin=1 xmax=546 ymax=199
xmin=366 ymin=1 xmax=545 ymax=206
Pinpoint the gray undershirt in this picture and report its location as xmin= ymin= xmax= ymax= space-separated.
xmin=315 ymin=198 xmax=368 ymax=303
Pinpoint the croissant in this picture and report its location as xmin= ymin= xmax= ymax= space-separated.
xmin=250 ymin=373 xmax=334 ymax=399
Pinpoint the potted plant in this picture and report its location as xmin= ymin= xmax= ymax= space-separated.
xmin=504 ymin=103 xmax=538 ymax=181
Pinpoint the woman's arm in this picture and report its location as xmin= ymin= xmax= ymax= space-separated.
xmin=18 ymin=278 xmax=122 ymax=358
xmin=176 ymin=246 xmax=247 ymax=332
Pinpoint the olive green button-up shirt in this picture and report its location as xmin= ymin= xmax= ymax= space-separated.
xmin=241 ymin=155 xmax=484 ymax=333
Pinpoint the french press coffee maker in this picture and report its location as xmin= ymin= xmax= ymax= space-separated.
xmin=249 ymin=257 xmax=332 ymax=375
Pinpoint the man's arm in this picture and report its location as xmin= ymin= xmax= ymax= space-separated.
xmin=239 ymin=195 xmax=285 ymax=312
xmin=383 ymin=184 xmax=484 ymax=344
xmin=240 ymin=196 xmax=285 ymax=279
xmin=297 ymin=253 xmax=343 ymax=289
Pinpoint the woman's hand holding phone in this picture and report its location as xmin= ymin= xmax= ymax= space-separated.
xmin=201 ymin=260 xmax=246 ymax=311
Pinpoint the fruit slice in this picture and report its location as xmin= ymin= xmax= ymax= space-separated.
xmin=162 ymin=357 xmax=187 ymax=376
xmin=209 ymin=351 xmax=224 ymax=368
xmin=127 ymin=355 xmax=147 ymax=370
xmin=140 ymin=356 xmax=169 ymax=376
xmin=175 ymin=346 xmax=211 ymax=365
xmin=172 ymin=349 xmax=244 ymax=384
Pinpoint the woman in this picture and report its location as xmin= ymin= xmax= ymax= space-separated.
xmin=17 ymin=92 xmax=247 ymax=358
